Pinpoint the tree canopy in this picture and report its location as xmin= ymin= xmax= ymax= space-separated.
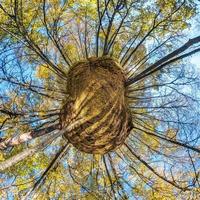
xmin=0 ymin=0 xmax=200 ymax=199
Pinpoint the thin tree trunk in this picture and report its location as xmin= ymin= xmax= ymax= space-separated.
xmin=23 ymin=143 xmax=70 ymax=200
xmin=0 ymin=129 xmax=63 ymax=171
xmin=0 ymin=118 xmax=89 ymax=171
xmin=126 ymin=35 xmax=200 ymax=85
xmin=0 ymin=122 xmax=60 ymax=150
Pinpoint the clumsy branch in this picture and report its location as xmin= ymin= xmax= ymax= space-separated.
xmin=103 ymin=155 xmax=117 ymax=200
xmin=0 ymin=122 xmax=60 ymax=150
xmin=23 ymin=143 xmax=70 ymax=200
xmin=126 ymin=35 xmax=200 ymax=85
xmin=0 ymin=118 xmax=89 ymax=171
xmin=124 ymin=143 xmax=190 ymax=191
xmin=0 ymin=129 xmax=64 ymax=171
xmin=145 ymin=126 xmax=199 ymax=153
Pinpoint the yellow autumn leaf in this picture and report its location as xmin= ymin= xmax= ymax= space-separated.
xmin=0 ymin=116 xmax=7 ymax=123
xmin=35 ymin=64 xmax=50 ymax=79
xmin=0 ymin=153 xmax=5 ymax=161
xmin=166 ymin=128 xmax=177 ymax=138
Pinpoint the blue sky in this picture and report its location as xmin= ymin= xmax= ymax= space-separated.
xmin=191 ymin=53 xmax=200 ymax=69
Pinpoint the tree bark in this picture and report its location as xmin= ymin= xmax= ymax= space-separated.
xmin=126 ymin=35 xmax=200 ymax=85
xmin=0 ymin=122 xmax=60 ymax=150
xmin=0 ymin=118 xmax=86 ymax=171
xmin=0 ymin=129 xmax=63 ymax=171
